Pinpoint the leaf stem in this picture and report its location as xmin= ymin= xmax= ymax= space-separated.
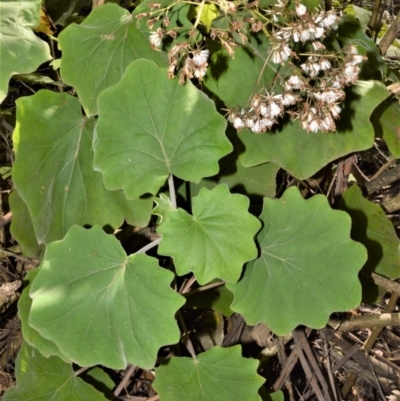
xmin=135 ymin=237 xmax=162 ymax=254
xmin=168 ymin=174 xmax=177 ymax=208
xmin=73 ymin=366 xmax=90 ymax=377
xmin=178 ymin=311 xmax=196 ymax=358
xmin=184 ymin=280 xmax=226 ymax=296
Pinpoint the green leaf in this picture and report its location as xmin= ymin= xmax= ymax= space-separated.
xmin=238 ymin=81 xmax=391 ymax=179
xmin=338 ymin=185 xmax=400 ymax=280
xmin=18 ymin=270 xmax=71 ymax=363
xmin=3 ymin=342 xmax=107 ymax=401
xmin=185 ymin=283 xmax=234 ymax=317
xmin=153 ymin=193 xmax=176 ymax=224
xmin=9 ymin=190 xmax=41 ymax=259
xmin=157 ymin=184 xmax=261 ymax=284
xmin=338 ymin=15 xmax=387 ymax=80
xmin=29 ymin=225 xmax=184 ymax=369
xmin=371 ymin=98 xmax=400 ymax=158
xmin=195 ymin=3 xmax=219 ymax=29
xmin=204 ymin=43 xmax=281 ymax=108
xmin=94 ymin=59 xmax=232 ymax=199
xmin=227 ymin=187 xmax=366 ymax=335
xmin=58 ymin=3 xmax=167 ymax=116
xmin=0 ymin=0 xmax=51 ymax=103
xmin=190 ymin=141 xmax=279 ymax=202
xmin=260 ymin=389 xmax=284 ymax=401
xmin=153 ymin=345 xmax=264 ymax=401
xmin=80 ymin=367 xmax=115 ymax=400
xmin=13 ymin=90 xmax=153 ymax=245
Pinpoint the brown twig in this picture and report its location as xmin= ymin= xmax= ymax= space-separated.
xmin=114 ymin=364 xmax=137 ymax=397
xmin=378 ymin=11 xmax=400 ymax=56
xmin=0 ymin=212 xmax=12 ymax=228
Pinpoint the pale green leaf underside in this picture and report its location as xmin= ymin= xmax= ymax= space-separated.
xmin=157 ymin=184 xmax=261 ymax=284
xmin=29 ymin=225 xmax=184 ymax=369
xmin=13 ymin=90 xmax=153 ymax=245
xmin=94 ymin=59 xmax=232 ymax=200
xmin=339 ymin=185 xmax=400 ymax=279
xmin=58 ymin=3 xmax=167 ymax=116
xmin=228 ymin=187 xmax=366 ymax=335
xmin=153 ymin=345 xmax=264 ymax=401
xmin=238 ymin=81 xmax=390 ymax=179
xmin=9 ymin=190 xmax=41 ymax=259
xmin=3 ymin=342 xmax=107 ymax=401
xmin=0 ymin=0 xmax=51 ymax=103
xmin=18 ymin=270 xmax=71 ymax=363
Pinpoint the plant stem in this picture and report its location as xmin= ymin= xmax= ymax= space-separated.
xmin=135 ymin=238 xmax=162 ymax=254
xmin=168 ymin=174 xmax=177 ymax=208
xmin=178 ymin=311 xmax=196 ymax=358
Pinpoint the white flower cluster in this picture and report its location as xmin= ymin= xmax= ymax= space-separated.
xmin=270 ymin=3 xmax=339 ymax=65
xmin=228 ymin=91 xmax=299 ymax=133
xmin=229 ymin=44 xmax=365 ymax=134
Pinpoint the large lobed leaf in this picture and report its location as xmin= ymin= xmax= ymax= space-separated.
xmin=153 ymin=345 xmax=265 ymax=401
xmin=3 ymin=342 xmax=107 ymax=401
xmin=156 ymin=184 xmax=261 ymax=284
xmin=18 ymin=270 xmax=70 ymax=363
xmin=0 ymin=0 xmax=51 ymax=103
xmin=238 ymin=81 xmax=390 ymax=179
xmin=29 ymin=225 xmax=185 ymax=369
xmin=228 ymin=187 xmax=366 ymax=335
xmin=58 ymin=3 xmax=167 ymax=116
xmin=12 ymin=90 xmax=153 ymax=245
xmin=94 ymin=59 xmax=232 ymax=199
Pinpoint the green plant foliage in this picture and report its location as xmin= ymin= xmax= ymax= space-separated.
xmin=94 ymin=59 xmax=232 ymax=199
xmin=28 ymin=225 xmax=185 ymax=369
xmin=238 ymin=81 xmax=390 ymax=179
xmin=12 ymin=90 xmax=153 ymax=245
xmin=337 ymin=15 xmax=387 ymax=80
xmin=18 ymin=270 xmax=70 ymax=363
xmin=204 ymin=45 xmax=281 ymax=108
xmin=227 ymin=187 xmax=367 ymax=335
xmin=3 ymin=342 xmax=107 ymax=401
xmin=185 ymin=284 xmax=234 ymax=317
xmin=58 ymin=3 xmax=167 ymax=116
xmin=371 ymin=98 xmax=400 ymax=158
xmin=153 ymin=345 xmax=265 ymax=401
xmin=0 ymin=0 xmax=52 ymax=103
xmin=339 ymin=185 xmax=400 ymax=280
xmin=9 ymin=190 xmax=41 ymax=258
xmin=191 ymin=144 xmax=280 ymax=200
xmin=156 ymin=184 xmax=261 ymax=284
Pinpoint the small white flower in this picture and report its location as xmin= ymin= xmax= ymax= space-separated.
xmin=252 ymin=119 xmax=261 ymax=133
xmin=348 ymin=54 xmax=365 ymax=65
xmin=299 ymin=29 xmax=312 ymax=42
xmin=319 ymin=58 xmax=332 ymax=71
xmin=149 ymin=29 xmax=163 ymax=48
xmin=281 ymin=92 xmax=299 ymax=106
xmin=329 ymin=104 xmax=341 ymax=119
xmin=233 ymin=117 xmax=244 ymax=129
xmin=194 ymin=65 xmax=207 ymax=78
xmin=251 ymin=95 xmax=261 ymax=108
xmin=308 ymin=119 xmax=320 ymax=132
xmin=271 ymin=44 xmax=292 ymax=64
xmin=349 ymin=45 xmax=358 ymax=55
xmin=312 ymin=41 xmax=325 ymax=50
xmin=192 ymin=50 xmax=210 ymax=66
xmin=269 ymin=101 xmax=281 ymax=117
xmin=260 ymin=118 xmax=274 ymax=129
xmin=314 ymin=89 xmax=344 ymax=103
xmin=342 ymin=64 xmax=360 ymax=83
xmin=260 ymin=104 xmax=269 ymax=117
xmin=245 ymin=118 xmax=255 ymax=129
xmin=295 ymin=2 xmax=307 ymax=17
xmin=314 ymin=26 xmax=325 ymax=39
xmin=286 ymin=75 xmax=305 ymax=90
